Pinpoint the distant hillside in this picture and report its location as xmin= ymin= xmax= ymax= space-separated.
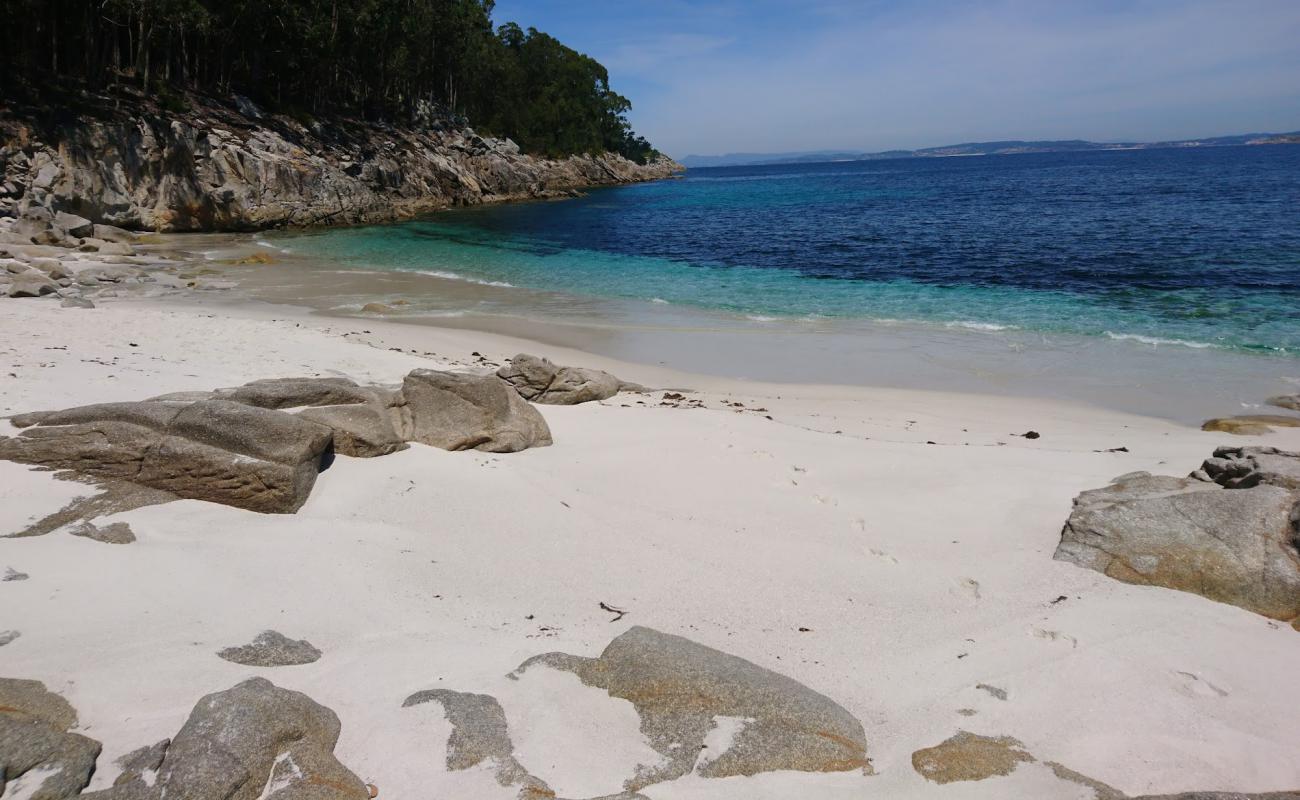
xmin=679 ymin=132 xmax=1300 ymax=168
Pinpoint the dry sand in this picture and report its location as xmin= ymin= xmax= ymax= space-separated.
xmin=2 ymin=296 xmax=1298 ymax=799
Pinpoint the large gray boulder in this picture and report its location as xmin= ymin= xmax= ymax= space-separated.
xmin=1055 ymin=469 xmax=1300 ymax=628
xmin=513 ymin=626 xmax=870 ymax=790
xmin=0 ymin=678 xmax=101 ymax=800
xmin=7 ymin=270 xmax=59 ymax=297
xmin=0 ymin=399 xmax=333 ymax=513
xmin=84 ymin=677 xmax=370 ymax=800
xmin=496 ymin=353 xmax=640 ymax=405
xmin=396 ymin=369 xmax=552 ymax=452
xmin=53 ymin=211 xmax=94 ymax=238
xmin=297 ymin=403 xmax=407 ymax=458
xmin=213 ymin=377 xmax=377 ymax=410
xmin=210 ymin=378 xmax=406 ymax=458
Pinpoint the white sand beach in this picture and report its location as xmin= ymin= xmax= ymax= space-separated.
xmin=3 ymin=293 xmax=1298 ymax=799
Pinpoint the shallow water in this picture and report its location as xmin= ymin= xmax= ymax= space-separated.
xmin=222 ymin=146 xmax=1300 ymax=423
xmin=281 ymin=146 xmax=1300 ymax=356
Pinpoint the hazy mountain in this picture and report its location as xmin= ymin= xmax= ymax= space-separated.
xmin=677 ymin=132 xmax=1300 ymax=168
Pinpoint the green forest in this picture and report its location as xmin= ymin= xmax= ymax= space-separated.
xmin=0 ymin=0 xmax=660 ymax=163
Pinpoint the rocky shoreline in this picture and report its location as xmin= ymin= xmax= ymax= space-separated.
xmin=0 ymin=91 xmax=681 ymax=233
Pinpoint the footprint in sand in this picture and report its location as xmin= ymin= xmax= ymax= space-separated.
xmin=866 ymin=547 xmax=899 ymax=564
xmin=1173 ymin=670 xmax=1229 ymax=698
xmin=1031 ymin=628 xmax=1077 ymax=648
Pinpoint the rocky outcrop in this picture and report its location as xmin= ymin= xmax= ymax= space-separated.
xmin=396 ymin=369 xmax=552 ymax=452
xmin=512 ymin=626 xmax=871 ymax=790
xmin=83 ymin=677 xmax=369 ymax=800
xmin=0 ymin=399 xmax=334 ymax=513
xmin=0 ymin=678 xmax=101 ymax=800
xmin=218 ymin=631 xmax=323 ymax=667
xmin=496 ymin=353 xmax=645 ymax=405
xmin=0 ymin=370 xmax=551 ymax=518
xmin=0 ymin=93 xmax=681 ymax=233
xmin=1055 ymin=451 xmax=1300 ymax=628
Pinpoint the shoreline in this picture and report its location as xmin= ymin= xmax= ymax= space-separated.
xmin=3 ymin=291 xmax=1300 ymax=798
xmin=195 ymin=229 xmax=1300 ymax=427
xmin=4 ymin=229 xmax=1300 ymax=799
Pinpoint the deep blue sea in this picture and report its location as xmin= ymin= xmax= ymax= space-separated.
xmin=287 ymin=146 xmax=1300 ymax=356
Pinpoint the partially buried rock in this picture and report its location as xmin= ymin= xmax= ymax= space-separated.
xmin=0 ymin=399 xmax=333 ymax=513
xmin=60 ymin=295 xmax=96 ymax=309
xmin=0 ymin=630 xmax=19 ymax=646
xmin=1202 ymin=414 xmax=1300 ymax=435
xmin=69 ymin=520 xmax=136 ymax=544
xmin=496 ymin=353 xmax=643 ymax=405
xmin=1267 ymin=394 xmax=1300 ymax=412
xmin=396 ymin=369 xmax=552 ymax=452
xmin=911 ymin=731 xmax=1033 ymax=784
xmin=1055 ymin=464 xmax=1300 ymax=628
xmin=401 ymin=690 xmax=549 ymax=795
xmin=217 ymin=630 xmax=322 ymax=667
xmin=511 ymin=625 xmax=870 ymax=790
xmin=82 ymin=677 xmax=369 ymax=800
xmin=0 ymin=678 xmax=102 ymax=800
xmin=361 ymin=302 xmax=392 ymax=313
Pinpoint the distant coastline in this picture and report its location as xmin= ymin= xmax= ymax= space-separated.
xmin=679 ymin=131 xmax=1300 ymax=168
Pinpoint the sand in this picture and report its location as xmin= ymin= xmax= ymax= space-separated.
xmin=2 ymin=295 xmax=1299 ymax=799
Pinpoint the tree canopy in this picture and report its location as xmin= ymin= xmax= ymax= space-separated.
xmin=0 ymin=0 xmax=659 ymax=162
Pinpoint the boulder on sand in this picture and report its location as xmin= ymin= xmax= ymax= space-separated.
xmin=1055 ymin=465 xmax=1300 ymax=628
xmin=512 ymin=625 xmax=871 ymax=789
xmin=213 ymin=376 xmax=377 ymax=410
xmin=0 ymin=678 xmax=101 ymax=800
xmin=6 ymin=270 xmax=59 ymax=297
xmin=217 ymin=630 xmax=323 ymax=667
xmin=297 ymin=402 xmax=407 ymax=458
xmin=496 ymin=352 xmax=643 ymax=404
xmin=83 ymin=677 xmax=370 ymax=800
xmin=0 ymin=399 xmax=333 ymax=513
xmin=396 ymin=369 xmax=552 ymax=452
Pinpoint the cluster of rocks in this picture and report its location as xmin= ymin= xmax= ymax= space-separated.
xmin=1056 ymin=445 xmax=1300 ymax=629
xmin=0 ymin=357 xmax=644 ymax=522
xmin=1 ymin=627 xmax=866 ymax=800
xmin=0 ymin=370 xmax=552 ymax=516
xmin=0 ymin=207 xmax=177 ymax=305
xmin=0 ymin=677 xmax=371 ymax=800
xmin=1 ymin=92 xmax=681 ymax=233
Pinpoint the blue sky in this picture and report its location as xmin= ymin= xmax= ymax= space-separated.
xmin=490 ymin=1 xmax=1300 ymax=158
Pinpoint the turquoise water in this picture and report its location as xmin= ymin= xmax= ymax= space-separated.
xmin=283 ymin=147 xmax=1300 ymax=356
